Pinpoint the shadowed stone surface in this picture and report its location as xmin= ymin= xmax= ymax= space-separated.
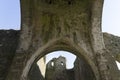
xmin=103 ymin=33 xmax=120 ymax=79
xmin=0 ymin=30 xmax=119 ymax=80
xmin=103 ymin=33 xmax=120 ymax=63
xmin=0 ymin=30 xmax=19 ymax=80
xmin=74 ymin=57 xmax=95 ymax=80
xmin=45 ymin=56 xmax=68 ymax=80
xmin=0 ymin=0 xmax=119 ymax=80
xmin=28 ymin=63 xmax=45 ymax=80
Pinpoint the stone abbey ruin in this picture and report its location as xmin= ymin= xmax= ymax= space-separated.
xmin=0 ymin=0 xmax=120 ymax=80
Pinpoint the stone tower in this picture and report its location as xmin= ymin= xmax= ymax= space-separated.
xmin=45 ymin=56 xmax=68 ymax=80
xmin=0 ymin=0 xmax=119 ymax=80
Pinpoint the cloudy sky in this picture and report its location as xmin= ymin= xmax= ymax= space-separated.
xmin=0 ymin=0 xmax=120 ymax=69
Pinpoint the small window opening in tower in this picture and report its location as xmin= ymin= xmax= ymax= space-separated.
xmin=116 ymin=61 xmax=120 ymax=70
xmin=61 ymin=62 xmax=64 ymax=66
xmin=0 ymin=0 xmax=21 ymax=30
xmin=51 ymin=62 xmax=54 ymax=66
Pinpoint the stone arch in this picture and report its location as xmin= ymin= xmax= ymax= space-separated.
xmin=21 ymin=38 xmax=100 ymax=80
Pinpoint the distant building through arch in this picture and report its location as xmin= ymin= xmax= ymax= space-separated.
xmin=0 ymin=0 xmax=120 ymax=80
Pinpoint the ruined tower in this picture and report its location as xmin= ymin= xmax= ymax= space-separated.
xmin=45 ymin=56 xmax=68 ymax=80
xmin=0 ymin=0 xmax=119 ymax=80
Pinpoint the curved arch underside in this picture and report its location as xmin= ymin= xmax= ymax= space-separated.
xmin=22 ymin=39 xmax=99 ymax=80
xmin=28 ymin=51 xmax=96 ymax=80
xmin=6 ymin=0 xmax=120 ymax=80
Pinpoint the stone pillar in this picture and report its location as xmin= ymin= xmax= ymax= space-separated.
xmin=91 ymin=0 xmax=112 ymax=80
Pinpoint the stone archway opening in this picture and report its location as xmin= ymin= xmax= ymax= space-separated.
xmin=28 ymin=50 xmax=96 ymax=80
xmin=45 ymin=51 xmax=76 ymax=69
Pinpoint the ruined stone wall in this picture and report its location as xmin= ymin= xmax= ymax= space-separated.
xmin=45 ymin=56 xmax=68 ymax=80
xmin=28 ymin=63 xmax=45 ymax=80
xmin=7 ymin=0 xmax=106 ymax=80
xmin=0 ymin=30 xmax=19 ymax=80
xmin=74 ymin=57 xmax=95 ymax=80
xmin=45 ymin=56 xmax=96 ymax=80
xmin=103 ymin=33 xmax=120 ymax=62
xmin=0 ymin=30 xmax=120 ymax=80
xmin=0 ymin=0 xmax=119 ymax=80
xmin=45 ymin=56 xmax=75 ymax=80
xmin=66 ymin=69 xmax=74 ymax=80
xmin=103 ymin=33 xmax=120 ymax=79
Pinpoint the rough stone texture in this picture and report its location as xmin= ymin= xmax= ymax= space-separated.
xmin=0 ymin=30 xmax=19 ymax=80
xmin=17 ymin=1 xmax=105 ymax=80
xmin=45 ymin=56 xmax=68 ymax=80
xmin=103 ymin=33 xmax=120 ymax=63
xmin=0 ymin=0 xmax=119 ymax=80
xmin=45 ymin=56 xmax=75 ymax=80
xmin=74 ymin=57 xmax=96 ymax=80
xmin=45 ymin=56 xmax=96 ymax=80
xmin=66 ymin=69 xmax=74 ymax=80
xmin=0 ymin=31 xmax=119 ymax=80
xmin=6 ymin=0 xmax=118 ymax=80
xmin=103 ymin=33 xmax=120 ymax=79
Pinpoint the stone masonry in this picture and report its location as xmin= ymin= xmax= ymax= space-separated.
xmin=45 ymin=56 xmax=96 ymax=80
xmin=45 ymin=56 xmax=68 ymax=80
xmin=0 ymin=0 xmax=120 ymax=80
xmin=0 ymin=30 xmax=120 ymax=80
